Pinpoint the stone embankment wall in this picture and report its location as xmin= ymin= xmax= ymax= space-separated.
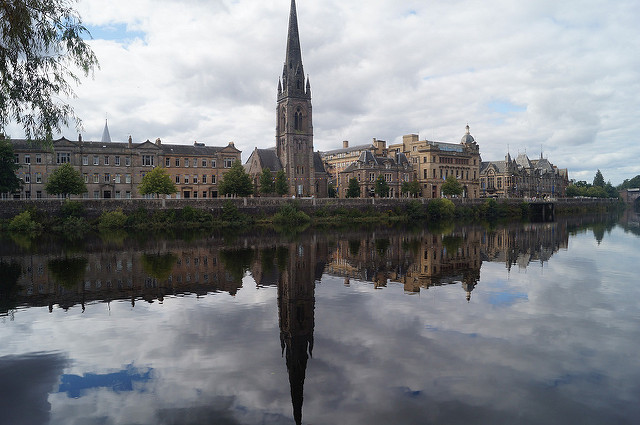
xmin=0 ymin=197 xmax=619 ymax=219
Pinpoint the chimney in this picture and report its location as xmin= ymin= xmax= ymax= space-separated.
xmin=128 ymin=135 xmax=132 ymax=148
xmin=343 ymin=140 xmax=349 ymax=149
xmin=155 ymin=138 xmax=162 ymax=146
xmin=228 ymin=141 xmax=235 ymax=147
xmin=78 ymin=134 xmax=82 ymax=142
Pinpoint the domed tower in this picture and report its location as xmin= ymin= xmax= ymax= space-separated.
xmin=276 ymin=0 xmax=315 ymax=197
xmin=461 ymin=124 xmax=475 ymax=145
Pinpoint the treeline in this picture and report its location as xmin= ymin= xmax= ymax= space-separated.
xmin=566 ymin=169 xmax=619 ymax=198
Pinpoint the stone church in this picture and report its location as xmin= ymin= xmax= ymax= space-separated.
xmin=245 ymin=0 xmax=328 ymax=197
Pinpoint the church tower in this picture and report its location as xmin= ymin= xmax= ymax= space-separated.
xmin=277 ymin=0 xmax=315 ymax=197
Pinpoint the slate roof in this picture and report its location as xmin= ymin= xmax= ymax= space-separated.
xmin=321 ymin=143 xmax=375 ymax=156
xmin=516 ymin=153 xmax=532 ymax=169
xmin=313 ymin=152 xmax=326 ymax=173
xmin=161 ymin=143 xmax=233 ymax=156
xmin=480 ymin=161 xmax=509 ymax=173
xmin=254 ymin=148 xmax=283 ymax=171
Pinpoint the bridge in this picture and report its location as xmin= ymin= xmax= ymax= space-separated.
xmin=620 ymin=189 xmax=640 ymax=207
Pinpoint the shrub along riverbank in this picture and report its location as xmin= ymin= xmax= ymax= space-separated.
xmin=0 ymin=198 xmax=625 ymax=237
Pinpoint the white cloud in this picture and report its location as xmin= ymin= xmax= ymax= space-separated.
xmin=7 ymin=0 xmax=639 ymax=184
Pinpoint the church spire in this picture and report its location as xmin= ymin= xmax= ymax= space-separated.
xmin=101 ymin=119 xmax=112 ymax=143
xmin=281 ymin=0 xmax=309 ymax=99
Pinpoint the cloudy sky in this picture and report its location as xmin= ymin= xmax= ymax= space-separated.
xmin=20 ymin=0 xmax=640 ymax=184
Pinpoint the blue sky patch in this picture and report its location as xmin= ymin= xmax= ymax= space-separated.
xmin=487 ymin=100 xmax=526 ymax=115
xmin=58 ymin=364 xmax=152 ymax=398
xmin=488 ymin=291 xmax=528 ymax=306
xmin=85 ymin=23 xmax=145 ymax=43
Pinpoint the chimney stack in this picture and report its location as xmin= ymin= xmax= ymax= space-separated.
xmin=343 ymin=140 xmax=349 ymax=149
xmin=155 ymin=138 xmax=162 ymax=146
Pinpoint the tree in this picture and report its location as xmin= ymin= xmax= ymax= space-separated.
xmin=1 ymin=0 xmax=99 ymax=141
xmin=565 ymin=184 xmax=580 ymax=197
xmin=401 ymin=180 xmax=421 ymax=198
xmin=259 ymin=168 xmax=274 ymax=195
xmin=374 ymin=175 xmax=389 ymax=197
xmin=604 ymin=182 xmax=618 ymax=198
xmin=593 ymin=169 xmax=605 ymax=187
xmin=219 ymin=160 xmax=253 ymax=197
xmin=0 ymin=139 xmax=21 ymax=194
xmin=275 ymin=169 xmax=289 ymax=196
xmin=618 ymin=175 xmax=640 ymax=190
xmin=346 ymin=178 xmax=360 ymax=198
xmin=442 ymin=175 xmax=463 ymax=197
xmin=44 ymin=163 xmax=86 ymax=198
xmin=139 ymin=167 xmax=176 ymax=198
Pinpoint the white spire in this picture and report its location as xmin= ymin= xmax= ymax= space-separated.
xmin=101 ymin=119 xmax=112 ymax=143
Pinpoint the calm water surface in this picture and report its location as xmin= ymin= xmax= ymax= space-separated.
xmin=1 ymin=211 xmax=639 ymax=425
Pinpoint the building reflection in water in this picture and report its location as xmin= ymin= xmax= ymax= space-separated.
xmin=1 ymin=220 xmax=585 ymax=313
xmin=1 ymin=217 xmax=608 ymax=422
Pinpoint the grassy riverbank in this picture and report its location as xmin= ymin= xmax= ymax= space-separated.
xmin=0 ymin=198 xmax=625 ymax=237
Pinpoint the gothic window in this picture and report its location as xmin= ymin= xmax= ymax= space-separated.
xmin=294 ymin=108 xmax=303 ymax=131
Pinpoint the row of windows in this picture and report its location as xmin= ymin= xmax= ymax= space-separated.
xmin=16 ymin=153 xmax=236 ymax=168
xmin=164 ymin=158 xmax=234 ymax=168
xmin=173 ymin=175 xmax=217 ymax=184
xmin=82 ymin=173 xmax=132 ymax=184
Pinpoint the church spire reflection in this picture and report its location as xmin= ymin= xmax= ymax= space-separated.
xmin=277 ymin=241 xmax=321 ymax=425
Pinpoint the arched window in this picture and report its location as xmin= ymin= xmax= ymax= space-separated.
xmin=294 ymin=109 xmax=303 ymax=131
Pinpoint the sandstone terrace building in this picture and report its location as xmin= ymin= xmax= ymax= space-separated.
xmin=5 ymin=132 xmax=240 ymax=200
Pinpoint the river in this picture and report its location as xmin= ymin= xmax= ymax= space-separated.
xmin=1 ymin=211 xmax=639 ymax=425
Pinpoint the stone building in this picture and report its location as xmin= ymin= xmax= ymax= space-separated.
xmin=337 ymin=151 xmax=412 ymax=198
xmin=479 ymin=152 xmax=568 ymax=198
xmin=388 ymin=125 xmax=482 ymax=198
xmin=320 ymin=138 xmax=387 ymax=185
xmin=6 ymin=126 xmax=240 ymax=199
xmin=245 ymin=0 xmax=328 ymax=197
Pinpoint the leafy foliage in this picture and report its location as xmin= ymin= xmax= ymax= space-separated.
xmin=593 ymin=169 xmax=605 ymax=187
xmin=442 ymin=175 xmax=463 ymax=197
xmin=273 ymin=202 xmax=310 ymax=226
xmin=374 ymin=175 xmax=389 ymax=197
xmin=405 ymin=200 xmax=425 ymax=220
xmin=275 ymin=169 xmax=289 ymax=196
xmin=401 ymin=180 xmax=421 ymax=198
xmin=427 ymin=198 xmax=455 ymax=220
xmin=259 ymin=168 xmax=274 ymax=195
xmin=0 ymin=0 xmax=99 ymax=140
xmin=0 ymin=139 xmax=21 ymax=193
xmin=98 ymin=209 xmax=127 ymax=229
xmin=44 ymin=162 xmax=86 ymax=197
xmin=60 ymin=200 xmax=84 ymax=217
xmin=346 ymin=178 xmax=360 ymax=198
xmin=139 ymin=167 xmax=176 ymax=197
xmin=219 ymin=160 xmax=252 ymax=197
xmin=618 ymin=175 xmax=640 ymax=190
xmin=9 ymin=210 xmax=41 ymax=232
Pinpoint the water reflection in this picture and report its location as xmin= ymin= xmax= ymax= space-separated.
xmin=0 ymin=212 xmax=636 ymax=424
xmin=0 ymin=214 xmax=625 ymax=314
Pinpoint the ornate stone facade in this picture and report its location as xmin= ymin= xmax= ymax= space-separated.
xmin=245 ymin=0 xmax=328 ymax=197
xmin=479 ymin=152 xmax=568 ymax=198
xmin=388 ymin=125 xmax=482 ymax=199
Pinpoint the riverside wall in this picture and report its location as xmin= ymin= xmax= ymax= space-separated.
xmin=0 ymin=197 xmax=620 ymax=220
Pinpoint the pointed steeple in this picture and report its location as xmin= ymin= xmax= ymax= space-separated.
xmin=281 ymin=0 xmax=308 ymax=99
xmin=101 ymin=119 xmax=112 ymax=143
